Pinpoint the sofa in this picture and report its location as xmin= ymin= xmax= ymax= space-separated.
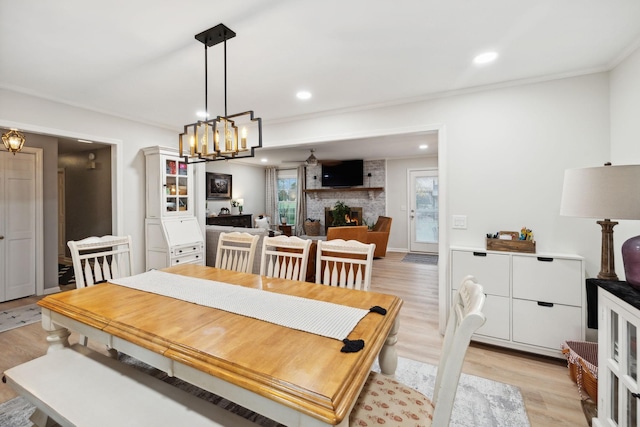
xmin=205 ymin=225 xmax=269 ymax=274
xmin=206 ymin=225 xmax=317 ymax=281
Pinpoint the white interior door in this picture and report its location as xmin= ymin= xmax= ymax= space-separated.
xmin=0 ymin=151 xmax=36 ymax=301
xmin=409 ymin=169 xmax=439 ymax=253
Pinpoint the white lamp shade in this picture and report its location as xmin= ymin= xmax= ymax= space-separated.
xmin=560 ymin=164 xmax=640 ymax=220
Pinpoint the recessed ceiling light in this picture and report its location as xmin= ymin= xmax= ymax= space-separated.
xmin=78 ymin=139 xmax=93 ymax=144
xmin=419 ymin=144 xmax=428 ymax=150
xmin=196 ymin=111 xmax=208 ymax=118
xmin=260 ymin=158 xmax=268 ymax=163
xmin=473 ymin=51 xmax=498 ymax=65
xmin=296 ymin=91 xmax=312 ymax=100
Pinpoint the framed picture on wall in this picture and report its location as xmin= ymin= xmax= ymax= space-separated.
xmin=206 ymin=173 xmax=232 ymax=200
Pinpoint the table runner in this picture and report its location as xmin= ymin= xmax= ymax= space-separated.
xmin=110 ymin=270 xmax=369 ymax=341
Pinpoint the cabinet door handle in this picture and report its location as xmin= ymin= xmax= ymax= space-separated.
xmin=537 ymin=301 xmax=554 ymax=307
xmin=537 ymin=257 xmax=554 ymax=262
xmin=473 ymin=252 xmax=487 ymax=257
xmin=632 ymin=392 xmax=640 ymax=399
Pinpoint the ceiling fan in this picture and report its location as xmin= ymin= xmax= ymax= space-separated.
xmin=282 ymin=149 xmax=319 ymax=166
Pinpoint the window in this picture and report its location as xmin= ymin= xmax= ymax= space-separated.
xmin=277 ymin=170 xmax=297 ymax=225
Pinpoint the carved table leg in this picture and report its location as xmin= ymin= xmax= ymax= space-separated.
xmin=41 ymin=308 xmax=70 ymax=354
xmin=378 ymin=317 xmax=399 ymax=376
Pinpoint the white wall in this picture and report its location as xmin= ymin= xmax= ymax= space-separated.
xmin=267 ymin=73 xmax=611 ymax=278
xmin=0 ymin=88 xmax=177 ymax=278
xmin=205 ymin=161 xmax=266 ymax=219
xmin=1 ymin=71 xmax=615 ymax=289
xmin=610 ymin=45 xmax=640 ymax=281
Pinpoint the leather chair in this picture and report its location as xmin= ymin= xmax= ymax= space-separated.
xmin=326 ymin=225 xmax=368 ymax=242
xmin=365 ymin=216 xmax=392 ymax=258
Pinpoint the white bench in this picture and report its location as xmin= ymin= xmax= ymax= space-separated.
xmin=3 ymin=345 xmax=258 ymax=427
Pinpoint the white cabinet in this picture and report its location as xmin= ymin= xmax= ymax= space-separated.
xmin=450 ymin=247 xmax=585 ymax=358
xmin=593 ymin=284 xmax=640 ymax=427
xmin=144 ymin=146 xmax=204 ymax=270
xmin=143 ymin=146 xmax=193 ymax=218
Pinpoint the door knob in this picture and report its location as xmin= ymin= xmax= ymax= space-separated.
xmin=0 ymin=236 xmax=4 ymax=240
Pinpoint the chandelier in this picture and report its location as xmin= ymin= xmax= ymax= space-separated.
xmin=2 ymin=129 xmax=26 ymax=154
xmin=179 ymin=24 xmax=262 ymax=163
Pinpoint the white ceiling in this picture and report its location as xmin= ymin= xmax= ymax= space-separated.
xmin=2 ymin=1 xmax=639 ymax=165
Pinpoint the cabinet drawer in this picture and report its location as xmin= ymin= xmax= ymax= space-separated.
xmin=171 ymin=252 xmax=203 ymax=266
xmin=472 ymin=294 xmax=509 ymax=340
xmin=451 ymin=250 xmax=510 ymax=296
xmin=512 ymin=255 xmax=581 ymax=305
xmin=170 ymin=243 xmax=203 ymax=257
xmin=512 ymin=298 xmax=582 ymax=350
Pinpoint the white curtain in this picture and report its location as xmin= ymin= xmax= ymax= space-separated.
xmin=265 ymin=167 xmax=278 ymax=225
xmin=295 ymin=166 xmax=306 ymax=236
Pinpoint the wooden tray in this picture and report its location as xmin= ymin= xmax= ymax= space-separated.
xmin=486 ymin=238 xmax=536 ymax=253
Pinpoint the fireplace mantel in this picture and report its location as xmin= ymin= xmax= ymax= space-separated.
xmin=304 ymin=187 xmax=383 ymax=200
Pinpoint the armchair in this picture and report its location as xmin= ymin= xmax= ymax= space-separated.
xmin=326 ymin=225 xmax=368 ymax=242
xmin=365 ymin=216 xmax=392 ymax=258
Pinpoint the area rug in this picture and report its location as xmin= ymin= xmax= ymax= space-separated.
xmin=402 ymin=252 xmax=439 ymax=265
xmin=0 ymin=304 xmax=41 ymax=334
xmin=58 ymin=264 xmax=75 ymax=286
xmin=0 ymin=355 xmax=529 ymax=427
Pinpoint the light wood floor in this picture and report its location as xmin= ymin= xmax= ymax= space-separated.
xmin=0 ymin=253 xmax=588 ymax=426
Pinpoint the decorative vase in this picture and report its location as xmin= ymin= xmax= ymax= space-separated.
xmin=622 ymin=235 xmax=640 ymax=290
xmin=231 ymin=207 xmax=239 ymax=215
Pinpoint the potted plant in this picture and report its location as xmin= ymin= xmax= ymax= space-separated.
xmin=230 ymin=199 xmax=240 ymax=215
xmin=331 ymin=201 xmax=351 ymax=227
xmin=280 ymin=207 xmax=289 ymax=225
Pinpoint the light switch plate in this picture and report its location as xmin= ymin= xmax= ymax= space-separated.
xmin=452 ymin=215 xmax=467 ymax=229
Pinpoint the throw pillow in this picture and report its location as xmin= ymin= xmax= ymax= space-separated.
xmin=255 ymin=217 xmax=270 ymax=230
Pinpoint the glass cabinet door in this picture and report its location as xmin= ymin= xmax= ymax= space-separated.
xmin=165 ymin=158 xmax=189 ymax=214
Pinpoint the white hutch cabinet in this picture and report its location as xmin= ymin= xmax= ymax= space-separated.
xmin=593 ymin=283 xmax=640 ymax=427
xmin=450 ymin=247 xmax=585 ymax=358
xmin=143 ymin=146 xmax=204 ymax=270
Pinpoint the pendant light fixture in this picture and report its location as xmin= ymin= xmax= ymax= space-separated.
xmin=179 ymin=24 xmax=262 ymax=163
xmin=2 ymin=129 xmax=26 ymax=154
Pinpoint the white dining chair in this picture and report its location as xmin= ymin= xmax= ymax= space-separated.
xmin=67 ymin=235 xmax=134 ymax=347
xmin=260 ymin=235 xmax=312 ymax=281
xmin=215 ymin=231 xmax=260 ymax=273
xmin=350 ymin=275 xmax=486 ymax=426
xmin=315 ymin=239 xmax=375 ymax=291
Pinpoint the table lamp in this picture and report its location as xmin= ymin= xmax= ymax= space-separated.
xmin=560 ymin=163 xmax=640 ymax=285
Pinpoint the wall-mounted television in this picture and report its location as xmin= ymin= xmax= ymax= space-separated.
xmin=321 ymin=159 xmax=364 ymax=187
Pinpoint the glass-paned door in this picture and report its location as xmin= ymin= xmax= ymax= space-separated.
xmin=409 ymin=169 xmax=438 ymax=253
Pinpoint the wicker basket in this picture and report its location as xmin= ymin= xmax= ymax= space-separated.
xmin=561 ymin=340 xmax=598 ymax=402
xmin=304 ymin=220 xmax=321 ymax=236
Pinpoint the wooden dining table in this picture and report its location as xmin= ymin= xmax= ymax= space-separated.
xmin=38 ymin=265 xmax=402 ymax=427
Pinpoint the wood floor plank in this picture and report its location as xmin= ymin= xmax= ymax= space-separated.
xmin=0 ymin=255 xmax=588 ymax=426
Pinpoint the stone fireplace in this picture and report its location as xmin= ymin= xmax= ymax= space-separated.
xmin=324 ymin=207 xmax=363 ymax=234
